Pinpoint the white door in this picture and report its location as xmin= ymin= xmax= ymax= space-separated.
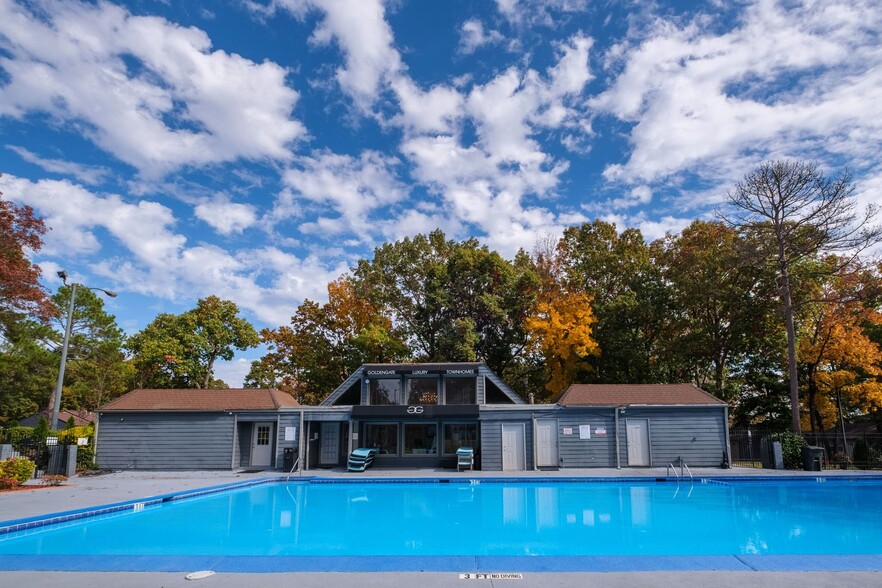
xmin=502 ymin=424 xmax=526 ymax=471
xmin=536 ymin=419 xmax=559 ymax=468
xmin=320 ymin=422 xmax=340 ymax=466
xmin=251 ymin=422 xmax=273 ymax=467
xmin=626 ymin=419 xmax=650 ymax=466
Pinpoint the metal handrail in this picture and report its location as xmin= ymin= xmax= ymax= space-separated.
xmin=681 ymin=462 xmax=693 ymax=482
xmin=666 ymin=462 xmax=679 ymax=481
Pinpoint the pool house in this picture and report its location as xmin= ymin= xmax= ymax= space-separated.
xmin=95 ymin=362 xmax=730 ymax=472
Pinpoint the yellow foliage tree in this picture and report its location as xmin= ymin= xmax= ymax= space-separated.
xmin=798 ymin=265 xmax=882 ymax=432
xmin=525 ymin=291 xmax=599 ymax=398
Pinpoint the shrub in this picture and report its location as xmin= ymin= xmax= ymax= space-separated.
xmin=41 ymin=475 xmax=68 ymax=486
xmin=0 ymin=426 xmax=35 ymax=444
xmin=65 ymin=417 xmax=76 ymax=430
xmin=58 ymin=425 xmax=96 ymax=471
xmin=770 ymin=431 xmax=807 ymax=469
xmin=0 ymin=457 xmax=36 ymax=484
xmin=34 ymin=416 xmax=49 ymax=440
xmin=0 ymin=477 xmax=19 ymax=490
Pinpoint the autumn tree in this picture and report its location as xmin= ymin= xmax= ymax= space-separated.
xmin=0 ymin=189 xmax=55 ymax=322
xmin=525 ymin=291 xmax=599 ymax=398
xmin=127 ymin=296 xmax=259 ymax=389
xmin=246 ymin=277 xmax=407 ymax=404
xmin=798 ymin=259 xmax=882 ymax=437
xmin=725 ymin=160 xmax=882 ymax=433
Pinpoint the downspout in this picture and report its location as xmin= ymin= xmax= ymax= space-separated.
xmin=532 ymin=416 xmax=538 ymax=471
xmin=614 ymin=407 xmax=621 ymax=469
xmin=724 ymin=404 xmax=732 ymax=467
xmin=298 ymin=410 xmax=305 ymax=474
xmin=275 ymin=414 xmax=281 ymax=469
xmin=230 ymin=413 xmax=238 ymax=470
xmin=93 ymin=413 xmax=100 ymax=467
xmin=304 ymin=420 xmax=311 ymax=472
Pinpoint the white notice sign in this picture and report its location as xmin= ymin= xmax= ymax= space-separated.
xmin=284 ymin=426 xmax=296 ymax=441
xmin=579 ymin=425 xmax=591 ymax=439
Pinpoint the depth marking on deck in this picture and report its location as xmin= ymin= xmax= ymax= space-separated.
xmin=459 ymin=573 xmax=523 ymax=580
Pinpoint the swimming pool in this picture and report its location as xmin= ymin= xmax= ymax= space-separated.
xmin=2 ymin=476 xmax=882 ymax=572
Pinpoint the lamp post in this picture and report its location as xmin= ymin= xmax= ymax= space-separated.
xmin=49 ymin=270 xmax=117 ymax=429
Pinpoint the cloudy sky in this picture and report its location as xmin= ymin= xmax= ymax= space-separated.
xmin=2 ymin=0 xmax=881 ymax=385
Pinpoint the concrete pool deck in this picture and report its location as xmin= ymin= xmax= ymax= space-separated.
xmin=1 ymin=466 xmax=880 ymax=587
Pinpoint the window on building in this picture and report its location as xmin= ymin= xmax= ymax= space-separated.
xmin=365 ymin=423 xmax=399 ymax=455
xmin=406 ymin=377 xmax=439 ymax=404
xmin=445 ymin=377 xmax=476 ymax=404
xmin=443 ymin=423 xmax=478 ymax=454
xmin=403 ymin=423 xmax=437 ymax=455
xmin=369 ymin=378 xmax=402 ymax=405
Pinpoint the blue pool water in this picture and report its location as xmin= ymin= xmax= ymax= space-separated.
xmin=1 ymin=478 xmax=881 ymax=559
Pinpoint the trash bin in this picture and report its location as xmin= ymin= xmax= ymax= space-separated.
xmin=802 ymin=446 xmax=824 ymax=471
xmin=760 ymin=439 xmax=784 ymax=469
xmin=283 ymin=447 xmax=296 ymax=471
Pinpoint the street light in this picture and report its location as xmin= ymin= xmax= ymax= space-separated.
xmin=49 ymin=270 xmax=117 ymax=429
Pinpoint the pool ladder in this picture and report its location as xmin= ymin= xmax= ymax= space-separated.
xmin=667 ymin=460 xmax=693 ymax=483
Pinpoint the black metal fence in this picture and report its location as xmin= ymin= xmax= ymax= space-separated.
xmin=0 ymin=433 xmax=75 ymax=479
xmin=729 ymin=428 xmax=882 ymax=470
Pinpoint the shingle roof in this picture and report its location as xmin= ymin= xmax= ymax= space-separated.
xmin=556 ymin=383 xmax=725 ymax=406
xmin=99 ymin=388 xmax=299 ymax=412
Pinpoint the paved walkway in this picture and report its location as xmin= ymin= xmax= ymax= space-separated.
xmin=1 ymin=467 xmax=880 ymax=587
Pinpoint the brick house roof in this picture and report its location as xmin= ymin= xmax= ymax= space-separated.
xmin=99 ymin=388 xmax=299 ymax=412
xmin=555 ymin=383 xmax=725 ymax=406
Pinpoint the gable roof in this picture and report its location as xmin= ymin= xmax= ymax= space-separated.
xmin=556 ymin=383 xmax=725 ymax=407
xmin=99 ymin=388 xmax=299 ymax=412
xmin=321 ymin=362 xmax=524 ymax=406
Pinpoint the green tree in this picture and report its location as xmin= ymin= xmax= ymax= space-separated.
xmin=656 ymin=221 xmax=777 ymax=400
xmin=51 ymin=285 xmax=130 ymax=411
xmin=725 ymin=160 xmax=882 ymax=433
xmin=557 ymin=220 xmax=671 ymax=383
xmin=352 ymin=229 xmax=538 ymax=379
xmin=0 ymin=313 xmax=57 ymax=423
xmin=128 ymin=296 xmax=259 ymax=389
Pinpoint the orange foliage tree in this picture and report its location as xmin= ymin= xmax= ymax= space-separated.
xmin=799 ymin=261 xmax=882 ymax=433
xmin=525 ymin=291 xmax=599 ymax=398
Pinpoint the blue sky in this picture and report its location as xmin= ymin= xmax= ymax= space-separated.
xmin=2 ymin=0 xmax=881 ymax=385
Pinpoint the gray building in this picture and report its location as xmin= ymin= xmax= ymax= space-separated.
xmin=96 ymin=366 xmax=729 ymax=472
xmin=96 ymin=388 xmax=299 ymax=470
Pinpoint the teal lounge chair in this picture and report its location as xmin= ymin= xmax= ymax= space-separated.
xmin=347 ymin=448 xmax=379 ymax=472
xmin=456 ymin=447 xmax=474 ymax=471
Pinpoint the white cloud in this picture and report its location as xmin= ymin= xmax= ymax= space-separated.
xmin=270 ymin=0 xmax=401 ymax=110
xmin=459 ymin=19 xmax=504 ymax=54
xmin=273 ymin=150 xmax=408 ymax=242
xmin=495 ymin=0 xmax=589 ymax=27
xmin=592 ymin=0 xmax=882 ymax=192
xmin=0 ymin=173 xmax=348 ymax=326
xmin=194 ymin=198 xmax=258 ymax=235
xmin=6 ymin=146 xmax=109 ymax=185
xmin=0 ymin=0 xmax=304 ymax=178
xmin=391 ymin=78 xmax=464 ymax=135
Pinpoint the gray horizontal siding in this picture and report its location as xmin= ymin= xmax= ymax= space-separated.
xmin=619 ymin=407 xmax=728 ymax=467
xmin=556 ymin=410 xmax=617 ymax=468
xmin=96 ymin=412 xmax=234 ymax=470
